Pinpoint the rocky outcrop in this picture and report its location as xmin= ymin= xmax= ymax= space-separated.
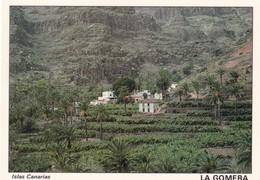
xmin=208 ymin=27 xmax=236 ymax=40
xmin=74 ymin=59 xmax=135 ymax=85
xmin=29 ymin=7 xmax=160 ymax=35
xmin=153 ymin=7 xmax=249 ymax=21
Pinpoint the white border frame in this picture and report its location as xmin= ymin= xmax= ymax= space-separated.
xmin=1 ymin=1 xmax=260 ymax=180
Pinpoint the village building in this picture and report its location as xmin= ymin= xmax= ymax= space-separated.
xmin=137 ymin=90 xmax=152 ymax=99
xmin=101 ymin=91 xmax=115 ymax=99
xmin=168 ymin=83 xmax=178 ymax=92
xmin=139 ymin=100 xmax=160 ymax=113
xmin=125 ymin=95 xmax=144 ymax=102
xmin=154 ymin=93 xmax=163 ymax=100
xmin=90 ymin=91 xmax=116 ymax=105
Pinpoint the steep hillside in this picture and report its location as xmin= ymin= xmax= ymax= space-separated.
xmin=9 ymin=6 xmax=253 ymax=86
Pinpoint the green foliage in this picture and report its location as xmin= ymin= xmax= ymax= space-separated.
xmin=168 ymin=100 xmax=212 ymax=108
xmin=9 ymin=78 xmax=252 ymax=173
xmin=9 ymin=152 xmax=52 ymax=172
xmin=132 ymin=153 xmax=154 ymax=173
xmin=197 ymin=130 xmax=248 ymax=148
xmin=224 ymin=115 xmax=251 ymax=122
xmin=112 ymin=77 xmax=136 ymax=96
xmin=43 ymin=124 xmax=77 ymax=149
xmin=88 ymin=121 xmax=222 ymax=134
xmin=102 ymin=140 xmax=133 ymax=173
xmin=229 ymin=122 xmax=252 ymax=129
xmin=155 ymin=153 xmax=177 ymax=173
xmin=113 ymin=133 xmax=196 ymax=145
xmin=187 ymin=110 xmax=212 ymax=117
xmin=182 ymin=63 xmax=193 ymax=75
xmin=156 ymin=69 xmax=171 ymax=99
xmin=21 ymin=119 xmax=41 ymax=133
xmin=228 ymin=70 xmax=240 ymax=84
xmin=236 ymin=131 xmax=252 ymax=172
xmin=73 ymin=141 xmax=107 ymax=152
xmin=221 ymin=101 xmax=251 ymax=108
xmin=14 ymin=144 xmax=46 ymax=153
xmin=48 ymin=140 xmax=83 ymax=172
xmin=221 ymin=108 xmax=251 ymax=116
xmin=94 ymin=104 xmax=110 ymax=140
xmin=195 ymin=151 xmax=228 ymax=173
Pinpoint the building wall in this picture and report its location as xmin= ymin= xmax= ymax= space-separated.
xmin=102 ymin=91 xmax=114 ymax=98
xmin=139 ymin=103 xmax=143 ymax=112
xmin=139 ymin=102 xmax=159 ymax=113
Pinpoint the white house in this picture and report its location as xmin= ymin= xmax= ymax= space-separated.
xmin=139 ymin=100 xmax=160 ymax=113
xmin=90 ymin=91 xmax=116 ymax=105
xmin=154 ymin=93 xmax=163 ymax=100
xmin=102 ymin=91 xmax=115 ymax=99
xmin=168 ymin=83 xmax=178 ymax=92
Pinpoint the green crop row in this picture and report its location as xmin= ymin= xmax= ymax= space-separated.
xmin=229 ymin=122 xmax=252 ymax=129
xmin=186 ymin=108 xmax=252 ymax=117
xmin=87 ymin=122 xmax=222 ymax=133
xmin=221 ymin=101 xmax=252 ymax=109
xmin=168 ymin=100 xmax=252 ymax=109
xmin=73 ymin=141 xmax=108 ymax=152
xmin=10 ymin=152 xmax=52 ymax=172
xmin=13 ymin=144 xmax=47 ymax=153
xmin=223 ymin=115 xmax=252 ymax=122
xmin=167 ymin=100 xmax=212 ymax=108
xmin=115 ymin=116 xmax=217 ymax=126
xmin=186 ymin=110 xmax=212 ymax=117
xmin=221 ymin=108 xmax=252 ymax=116
xmin=197 ymin=129 xmax=250 ymax=148
xmin=113 ymin=133 xmax=195 ymax=145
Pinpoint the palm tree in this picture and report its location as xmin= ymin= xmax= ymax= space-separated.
xmin=210 ymin=82 xmax=223 ymax=124
xmin=133 ymin=153 xmax=154 ymax=173
xmin=196 ymin=151 xmax=227 ymax=173
xmin=175 ymin=82 xmax=189 ymax=103
xmin=118 ymin=86 xmax=129 ymax=114
xmin=49 ymin=140 xmax=69 ymax=172
xmin=71 ymin=88 xmax=80 ymax=114
xmin=228 ymin=70 xmax=239 ymax=84
xmin=204 ymin=75 xmax=223 ymax=123
xmin=181 ymin=82 xmax=189 ymax=98
xmin=156 ymin=69 xmax=171 ymax=100
xmin=48 ymin=86 xmax=61 ymax=113
xmin=191 ymin=80 xmax=201 ymax=109
xmin=226 ymin=84 xmax=244 ymax=120
xmin=44 ymin=124 xmax=77 ymax=149
xmin=102 ymin=140 xmax=133 ymax=173
xmin=61 ymin=125 xmax=77 ymax=149
xmin=79 ymin=100 xmax=89 ymax=141
xmin=94 ymin=104 xmax=109 ymax=140
xmin=216 ymin=68 xmax=226 ymax=86
xmin=204 ymin=74 xmax=215 ymax=89
xmin=175 ymin=88 xmax=184 ymax=103
xmin=41 ymin=105 xmax=52 ymax=125
xmin=236 ymin=132 xmax=252 ymax=172
xmin=155 ymin=153 xmax=177 ymax=173
xmin=60 ymin=97 xmax=72 ymax=124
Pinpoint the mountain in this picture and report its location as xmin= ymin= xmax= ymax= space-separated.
xmin=9 ymin=6 xmax=253 ymax=86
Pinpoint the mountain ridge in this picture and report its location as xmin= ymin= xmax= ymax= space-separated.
xmin=9 ymin=6 xmax=253 ymax=86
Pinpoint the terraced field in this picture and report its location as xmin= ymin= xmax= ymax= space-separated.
xmin=10 ymin=101 xmax=252 ymax=173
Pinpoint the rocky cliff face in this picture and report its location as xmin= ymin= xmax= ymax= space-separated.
xmin=9 ymin=6 xmax=253 ymax=85
xmin=24 ymin=7 xmax=160 ymax=34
